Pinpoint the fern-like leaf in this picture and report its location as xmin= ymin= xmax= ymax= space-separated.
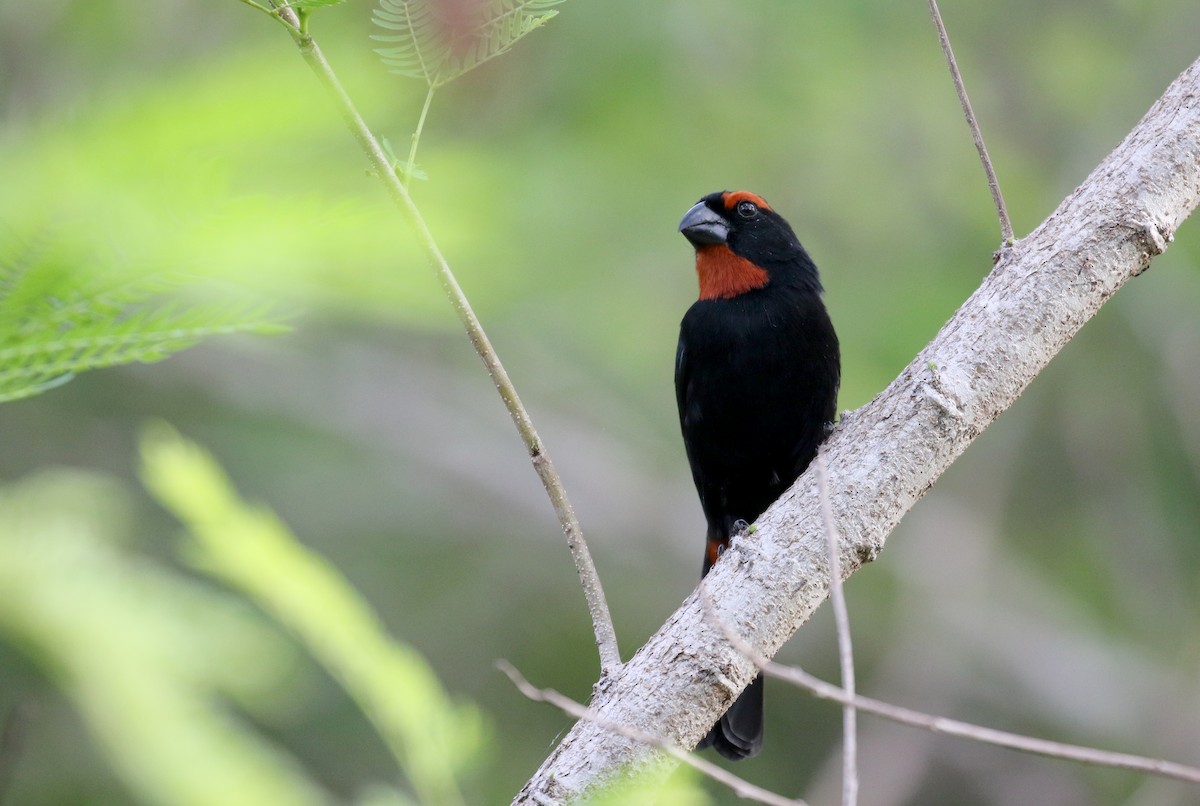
xmin=0 ymin=235 xmax=288 ymax=404
xmin=372 ymin=0 xmax=564 ymax=88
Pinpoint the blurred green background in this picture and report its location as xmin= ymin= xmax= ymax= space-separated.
xmin=1 ymin=0 xmax=1199 ymax=804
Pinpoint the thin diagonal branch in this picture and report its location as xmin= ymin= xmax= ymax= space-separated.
xmin=497 ymin=661 xmax=805 ymax=806
xmin=927 ymin=0 xmax=1014 ymax=246
xmin=710 ymin=616 xmax=1200 ymax=786
xmin=817 ymin=451 xmax=857 ymax=806
xmin=262 ymin=5 xmax=621 ymax=675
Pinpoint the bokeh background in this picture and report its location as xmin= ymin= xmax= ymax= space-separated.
xmin=1 ymin=0 xmax=1199 ymax=804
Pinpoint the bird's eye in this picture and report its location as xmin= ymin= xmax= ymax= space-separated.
xmin=736 ymin=200 xmax=758 ymax=218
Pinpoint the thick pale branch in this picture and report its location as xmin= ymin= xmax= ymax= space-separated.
xmin=514 ymin=56 xmax=1200 ymax=803
xmin=497 ymin=662 xmax=805 ymax=806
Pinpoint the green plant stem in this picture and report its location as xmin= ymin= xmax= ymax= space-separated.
xmin=233 ymin=0 xmax=275 ymax=19
xmin=404 ymin=86 xmax=436 ymax=186
xmin=272 ymin=7 xmax=622 ymax=676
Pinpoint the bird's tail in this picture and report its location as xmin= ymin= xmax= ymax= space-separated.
xmin=697 ymin=674 xmax=764 ymax=760
xmin=699 ymin=521 xmax=763 ymax=759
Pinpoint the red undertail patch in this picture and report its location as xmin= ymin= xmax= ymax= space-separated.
xmin=696 ymin=244 xmax=770 ymax=300
xmin=706 ymin=536 xmax=727 ymax=570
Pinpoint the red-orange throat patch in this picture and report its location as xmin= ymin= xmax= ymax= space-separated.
xmin=721 ymin=190 xmax=772 ymax=211
xmin=696 ymin=244 xmax=769 ymax=300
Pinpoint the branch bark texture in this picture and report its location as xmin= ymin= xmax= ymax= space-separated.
xmin=514 ymin=56 xmax=1200 ymax=803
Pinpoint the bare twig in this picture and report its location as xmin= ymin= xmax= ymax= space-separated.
xmin=705 ymin=599 xmax=1200 ymax=786
xmin=927 ymin=0 xmax=1014 ymax=246
xmin=261 ymin=5 xmax=621 ymax=675
xmin=496 ymin=661 xmax=804 ymax=806
xmin=816 ymin=451 xmax=857 ymax=806
xmin=772 ymin=664 xmax=1200 ymax=785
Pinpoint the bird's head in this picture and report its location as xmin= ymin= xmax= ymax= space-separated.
xmin=678 ymin=190 xmax=819 ymax=300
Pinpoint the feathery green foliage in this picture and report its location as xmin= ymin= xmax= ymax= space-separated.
xmin=0 ymin=471 xmax=327 ymax=806
xmin=0 ymin=233 xmax=287 ymax=405
xmin=371 ymin=0 xmax=565 ymax=88
xmin=370 ymin=1 xmax=566 ymax=184
xmin=141 ymin=424 xmax=486 ymax=806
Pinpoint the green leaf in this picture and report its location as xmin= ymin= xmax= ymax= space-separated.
xmin=0 ymin=232 xmax=289 ymax=404
xmin=372 ymin=0 xmax=565 ymax=88
xmin=381 ymin=136 xmax=430 ymax=181
xmin=141 ymin=425 xmax=486 ymax=806
xmin=0 ymin=471 xmax=327 ymax=806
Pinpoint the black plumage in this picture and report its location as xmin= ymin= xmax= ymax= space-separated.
xmin=676 ymin=190 xmax=840 ymax=760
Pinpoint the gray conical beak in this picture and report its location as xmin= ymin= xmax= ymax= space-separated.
xmin=679 ymin=202 xmax=729 ymax=246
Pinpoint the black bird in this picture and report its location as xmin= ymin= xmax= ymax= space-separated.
xmin=676 ymin=190 xmax=840 ymax=760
